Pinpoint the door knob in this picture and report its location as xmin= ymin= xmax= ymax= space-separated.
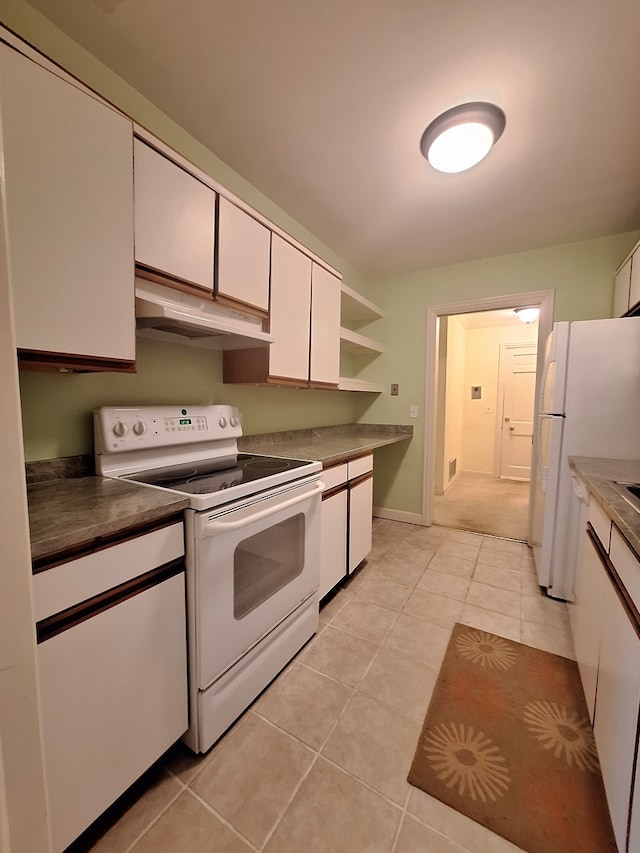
xmin=509 ymin=425 xmax=515 ymax=431
xmin=504 ymin=417 xmax=511 ymax=422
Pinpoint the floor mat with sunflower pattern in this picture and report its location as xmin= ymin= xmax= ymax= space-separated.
xmin=407 ymin=623 xmax=616 ymax=852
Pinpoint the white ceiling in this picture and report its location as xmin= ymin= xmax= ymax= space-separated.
xmin=21 ymin=0 xmax=640 ymax=278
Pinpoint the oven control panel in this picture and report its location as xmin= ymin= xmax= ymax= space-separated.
xmin=94 ymin=405 xmax=243 ymax=454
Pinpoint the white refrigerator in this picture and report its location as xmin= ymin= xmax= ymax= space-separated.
xmin=530 ymin=317 xmax=640 ymax=600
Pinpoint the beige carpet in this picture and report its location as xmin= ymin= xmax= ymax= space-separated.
xmin=433 ymin=472 xmax=530 ymax=540
xmin=408 ymin=624 xmax=617 ymax=853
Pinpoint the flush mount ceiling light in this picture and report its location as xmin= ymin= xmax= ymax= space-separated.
xmin=515 ymin=307 xmax=540 ymax=324
xmin=420 ymin=102 xmax=506 ymax=173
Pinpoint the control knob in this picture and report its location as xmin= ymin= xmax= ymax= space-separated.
xmin=112 ymin=421 xmax=128 ymax=437
xmin=133 ymin=421 xmax=147 ymax=436
xmin=219 ymin=417 xmax=228 ymax=428
xmin=230 ymin=415 xmax=239 ymax=427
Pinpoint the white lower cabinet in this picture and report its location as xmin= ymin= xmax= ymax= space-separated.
xmin=319 ymin=488 xmax=348 ymax=600
xmin=570 ymin=507 xmax=640 ymax=853
xmin=34 ymin=522 xmax=188 ymax=853
xmin=319 ymin=455 xmax=373 ymax=599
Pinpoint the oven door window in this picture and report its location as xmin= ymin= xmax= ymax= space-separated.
xmin=234 ymin=513 xmax=305 ymax=619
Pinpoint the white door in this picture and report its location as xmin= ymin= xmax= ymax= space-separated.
xmin=498 ymin=344 xmax=537 ymax=480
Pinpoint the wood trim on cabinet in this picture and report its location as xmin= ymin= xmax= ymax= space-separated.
xmin=222 ymin=347 xmax=269 ymax=384
xmin=135 ymin=264 xmax=215 ymax=300
xmin=587 ymin=523 xmax=640 ymax=639
xmin=36 ymin=557 xmax=185 ymax=643
xmin=348 ymin=471 xmax=374 ymax=490
xmin=308 ymin=380 xmax=340 ymax=390
xmin=32 ymin=513 xmax=185 ymax=575
xmin=214 ymin=291 xmax=269 ymax=321
xmin=18 ymin=349 xmax=136 ymax=374
xmin=322 ymin=483 xmax=348 ymax=501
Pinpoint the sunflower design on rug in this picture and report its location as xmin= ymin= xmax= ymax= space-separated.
xmin=523 ymin=700 xmax=600 ymax=772
xmin=455 ymin=628 xmax=517 ymax=670
xmin=422 ymin=721 xmax=511 ymax=802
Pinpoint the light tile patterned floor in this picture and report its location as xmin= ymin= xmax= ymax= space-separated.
xmin=70 ymin=521 xmax=574 ymax=853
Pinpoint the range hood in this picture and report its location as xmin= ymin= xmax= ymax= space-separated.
xmin=135 ymin=280 xmax=272 ymax=350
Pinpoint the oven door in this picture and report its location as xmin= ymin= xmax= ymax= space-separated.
xmin=188 ymin=475 xmax=323 ymax=689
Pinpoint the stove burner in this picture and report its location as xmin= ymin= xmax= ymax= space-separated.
xmin=244 ymin=458 xmax=294 ymax=471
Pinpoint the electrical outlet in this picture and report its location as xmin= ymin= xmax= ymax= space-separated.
xmin=409 ymin=405 xmax=418 ymax=418
xmin=471 ymin=386 xmax=482 ymax=400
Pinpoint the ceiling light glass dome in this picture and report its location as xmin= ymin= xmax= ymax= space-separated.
xmin=420 ymin=102 xmax=506 ymax=173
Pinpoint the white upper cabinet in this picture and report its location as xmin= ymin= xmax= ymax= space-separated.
xmin=134 ymin=138 xmax=215 ymax=294
xmin=216 ymin=196 xmax=270 ymax=315
xmin=0 ymin=43 xmax=135 ymax=370
xmin=630 ymin=255 xmax=640 ymax=313
xmin=268 ymin=234 xmax=311 ymax=381
xmin=310 ymin=263 xmax=341 ymax=387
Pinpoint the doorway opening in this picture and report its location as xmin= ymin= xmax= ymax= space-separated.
xmin=423 ymin=290 xmax=554 ymax=541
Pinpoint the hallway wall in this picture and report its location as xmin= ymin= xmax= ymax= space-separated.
xmin=462 ymin=322 xmax=538 ymax=475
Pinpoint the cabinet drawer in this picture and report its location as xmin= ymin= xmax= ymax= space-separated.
xmin=610 ymin=527 xmax=640 ymax=613
xmin=33 ymin=522 xmax=184 ymax=621
xmin=322 ymin=463 xmax=348 ymax=492
xmin=348 ymin=454 xmax=373 ymax=480
xmin=588 ymin=500 xmax=611 ymax=554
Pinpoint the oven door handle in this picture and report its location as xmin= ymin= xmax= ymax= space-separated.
xmin=200 ymin=480 xmax=324 ymax=536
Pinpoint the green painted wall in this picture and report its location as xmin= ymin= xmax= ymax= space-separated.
xmin=355 ymin=232 xmax=640 ymax=515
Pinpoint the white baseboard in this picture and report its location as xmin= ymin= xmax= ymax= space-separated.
xmin=372 ymin=506 xmax=424 ymax=526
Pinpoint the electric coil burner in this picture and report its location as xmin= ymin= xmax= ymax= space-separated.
xmin=94 ymin=405 xmax=323 ymax=753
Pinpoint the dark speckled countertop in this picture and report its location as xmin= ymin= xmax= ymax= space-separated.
xmin=569 ymin=456 xmax=640 ymax=558
xmin=27 ymin=424 xmax=411 ymax=565
xmin=28 ymin=477 xmax=188 ymax=565
xmin=239 ymin=423 xmax=413 ymax=466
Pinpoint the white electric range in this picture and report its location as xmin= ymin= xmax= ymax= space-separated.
xmin=94 ymin=404 xmax=323 ymax=753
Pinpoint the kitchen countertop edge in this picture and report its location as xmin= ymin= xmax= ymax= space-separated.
xmin=569 ymin=456 xmax=640 ymax=558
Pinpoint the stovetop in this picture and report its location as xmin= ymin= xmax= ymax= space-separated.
xmin=93 ymin=404 xmax=322 ymax=511
xmin=125 ymin=453 xmax=313 ymax=496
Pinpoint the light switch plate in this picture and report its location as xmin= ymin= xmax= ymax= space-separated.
xmin=409 ymin=405 xmax=418 ymax=418
xmin=471 ymin=386 xmax=482 ymax=399
xmin=390 ymin=384 xmax=399 ymax=396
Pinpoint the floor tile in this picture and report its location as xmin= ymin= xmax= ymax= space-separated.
xmin=461 ymin=603 xmax=522 ymax=642
xmin=403 ymin=587 xmax=465 ymax=630
xmin=406 ymin=525 xmax=449 ymax=547
xmin=80 ymin=764 xmax=181 ymax=853
xmin=322 ymin=693 xmax=421 ymax=804
xmin=329 ymin=597 xmax=398 ymax=645
xmin=428 ymin=552 xmax=476 ymax=579
xmin=253 ymin=662 xmax=352 ymax=749
xmin=390 ymin=540 xmax=437 ymax=567
xmin=407 ymin=787 xmax=522 ymax=852
xmin=131 ymin=790 xmax=251 ymax=853
xmin=190 ymin=714 xmax=314 ymax=848
xmin=480 ymin=536 xmax=526 ymax=557
xmin=437 ymin=539 xmax=481 ymax=562
xmin=394 ymin=814 xmax=468 ymax=853
xmin=473 ymin=562 xmax=522 ymax=592
xmin=263 ymin=757 xmax=401 ymax=853
xmin=373 ymin=555 xmax=430 ymax=587
xmin=522 ymin=620 xmax=576 ymax=660
xmin=301 ymin=625 xmax=379 ymax=686
xmin=358 ymin=647 xmax=437 ymax=721
xmin=384 ymin=614 xmax=452 ymax=668
xmin=416 ymin=568 xmax=471 ymax=602
xmin=476 ymin=548 xmax=524 ymax=571
xmin=355 ymin=574 xmax=413 ymax=611
xmin=444 ymin=529 xmax=485 ymax=548
xmin=521 ymin=592 xmax=569 ymax=630
xmin=466 ymin=580 xmax=521 ymax=618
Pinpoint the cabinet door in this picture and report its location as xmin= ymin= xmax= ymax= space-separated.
xmin=630 ymin=253 xmax=640 ymax=313
xmin=38 ymin=573 xmax=188 ymax=853
xmin=614 ymin=256 xmax=632 ymax=317
xmin=571 ymin=527 xmax=605 ymax=723
xmin=134 ymin=138 xmax=215 ymax=293
xmin=349 ymin=475 xmax=373 ymax=572
xmin=320 ymin=489 xmax=348 ymax=599
xmin=269 ymin=234 xmax=311 ymax=382
xmin=0 ymin=45 xmax=135 ymax=367
xmin=310 ymin=263 xmax=341 ymax=387
xmin=593 ymin=574 xmax=640 ymax=853
xmin=216 ymin=196 xmax=270 ymax=314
